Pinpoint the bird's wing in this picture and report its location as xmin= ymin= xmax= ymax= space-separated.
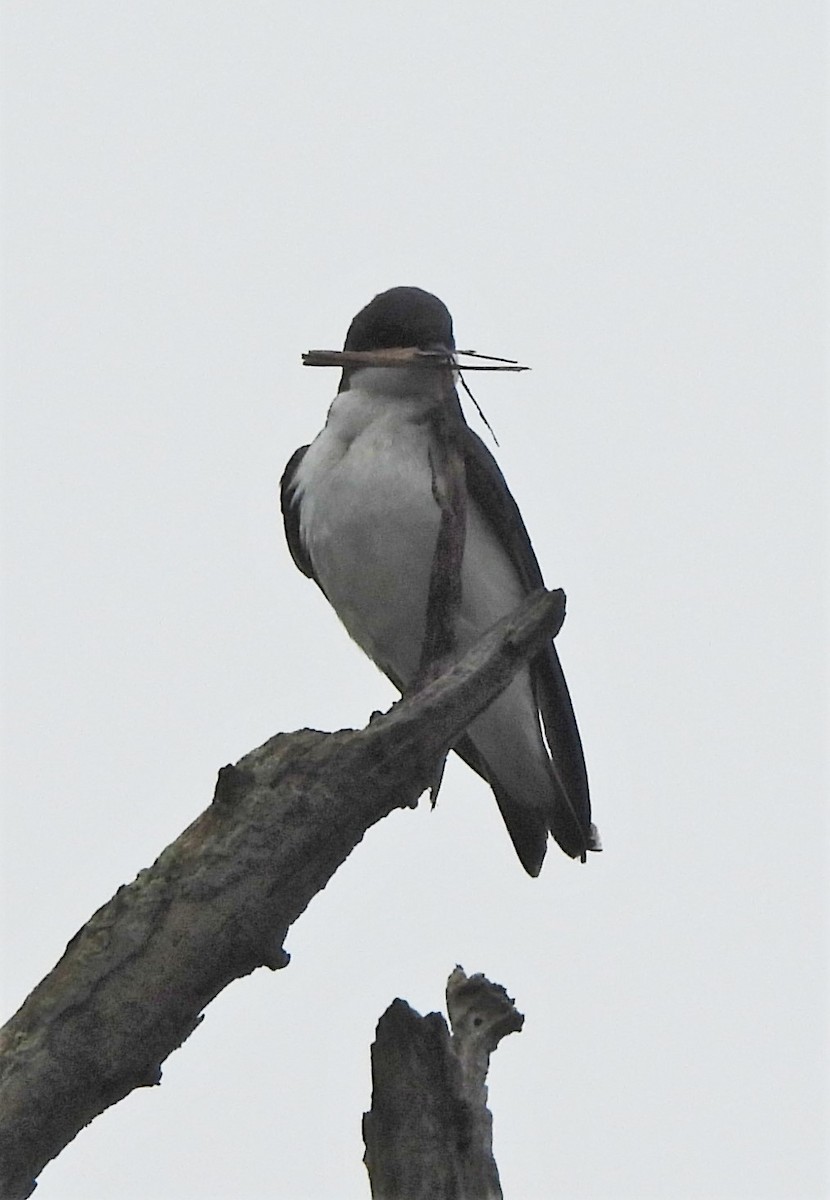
xmin=449 ymin=731 xmax=549 ymax=874
xmin=280 ymin=446 xmax=316 ymax=581
xmin=460 ymin=426 xmax=545 ymax=592
xmin=280 ymin=427 xmax=594 ymax=862
xmin=461 ymin=427 xmax=594 ymax=855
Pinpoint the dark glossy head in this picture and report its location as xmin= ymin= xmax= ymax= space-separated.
xmin=343 ymin=286 xmax=455 ymax=353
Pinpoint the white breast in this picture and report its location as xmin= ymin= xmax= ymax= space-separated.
xmin=292 ymin=373 xmax=442 ymax=679
xmin=292 ymin=370 xmax=529 ymax=692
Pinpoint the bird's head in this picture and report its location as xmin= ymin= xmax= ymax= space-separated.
xmin=343 ymin=286 xmax=456 ymax=356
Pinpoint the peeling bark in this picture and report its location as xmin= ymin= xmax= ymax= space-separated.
xmin=0 ymin=588 xmax=565 ymax=1200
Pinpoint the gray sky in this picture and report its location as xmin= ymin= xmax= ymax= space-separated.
xmin=1 ymin=3 xmax=827 ymax=1198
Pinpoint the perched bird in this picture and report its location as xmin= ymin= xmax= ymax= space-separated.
xmin=281 ymin=286 xmax=599 ymax=875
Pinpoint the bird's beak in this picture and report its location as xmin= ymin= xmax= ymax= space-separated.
xmin=423 ymin=343 xmax=458 ymax=383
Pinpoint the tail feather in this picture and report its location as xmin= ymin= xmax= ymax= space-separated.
xmin=453 ymin=734 xmax=547 ymax=875
xmin=454 ymin=741 xmax=596 ymax=874
xmin=532 ymin=642 xmax=598 ymax=859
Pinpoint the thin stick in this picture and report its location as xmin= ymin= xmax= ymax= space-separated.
xmin=459 ymin=373 xmax=500 ymax=447
xmin=302 ymin=348 xmax=529 ymax=371
xmin=456 ymin=349 xmax=521 ymax=364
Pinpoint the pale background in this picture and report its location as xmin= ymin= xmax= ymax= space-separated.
xmin=1 ymin=3 xmax=827 ymax=1198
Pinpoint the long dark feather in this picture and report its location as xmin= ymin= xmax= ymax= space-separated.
xmin=461 ymin=427 xmax=594 ymax=856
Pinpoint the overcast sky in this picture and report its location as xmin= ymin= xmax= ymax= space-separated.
xmin=1 ymin=3 xmax=827 ymax=1198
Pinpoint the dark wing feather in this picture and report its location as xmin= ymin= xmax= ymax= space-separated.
xmin=452 ymin=731 xmax=549 ymax=875
xmin=533 ymin=640 xmax=592 ymax=850
xmin=461 ymin=427 xmax=595 ymax=857
xmin=280 ymin=446 xmax=316 ymax=581
xmin=461 ymin=427 xmax=545 ymax=592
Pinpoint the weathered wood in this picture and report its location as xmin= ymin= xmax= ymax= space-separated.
xmin=0 ymin=589 xmax=565 ymax=1200
xmin=363 ymin=967 xmax=524 ymax=1200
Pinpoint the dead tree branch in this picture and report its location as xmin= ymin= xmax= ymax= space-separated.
xmin=0 ymin=588 xmax=565 ymax=1200
xmin=363 ymin=967 xmax=524 ymax=1199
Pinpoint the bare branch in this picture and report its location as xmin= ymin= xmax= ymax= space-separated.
xmin=0 ymin=588 xmax=565 ymax=1200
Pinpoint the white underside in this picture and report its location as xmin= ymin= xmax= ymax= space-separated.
xmin=291 ymin=368 xmax=550 ymax=801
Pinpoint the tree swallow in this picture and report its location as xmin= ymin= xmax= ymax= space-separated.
xmin=281 ymin=286 xmax=599 ymax=876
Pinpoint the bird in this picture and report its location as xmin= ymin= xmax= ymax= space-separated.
xmin=280 ymin=286 xmax=599 ymax=875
